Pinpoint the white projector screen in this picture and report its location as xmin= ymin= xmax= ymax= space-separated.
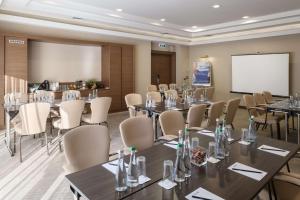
xmin=232 ymin=53 xmax=289 ymax=96
xmin=29 ymin=41 xmax=101 ymax=83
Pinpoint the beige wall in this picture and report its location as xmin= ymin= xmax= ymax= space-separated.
xmin=189 ymin=34 xmax=300 ymax=101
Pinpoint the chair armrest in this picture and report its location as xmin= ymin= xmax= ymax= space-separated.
xmin=274 ymin=172 xmax=300 ymax=186
xmin=127 ymin=105 xmax=135 ymax=110
xmin=248 ymin=106 xmax=266 ymax=111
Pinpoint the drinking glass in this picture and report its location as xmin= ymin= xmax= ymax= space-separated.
xmin=163 ymin=160 xmax=174 ymax=182
xmin=241 ymin=128 xmax=248 ymax=142
xmin=207 ymin=142 xmax=216 ymax=159
xmin=137 ymin=156 xmax=146 ymax=177
xmin=224 ymin=126 xmax=232 ymax=140
xmin=191 ymin=137 xmax=199 ymax=150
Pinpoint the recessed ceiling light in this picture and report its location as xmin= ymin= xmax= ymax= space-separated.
xmin=212 ymin=4 xmax=220 ymax=8
xmin=160 ymin=18 xmax=166 ymax=22
xmin=107 ymin=13 xmax=123 ymax=18
xmin=151 ymin=22 xmax=162 ymax=26
xmin=183 ymin=28 xmax=205 ymax=32
xmin=116 ymin=8 xmax=123 ymax=12
xmin=43 ymin=0 xmax=59 ymax=5
xmin=242 ymin=19 xmax=257 ymax=24
xmin=242 ymin=16 xmax=249 ymax=19
xmin=192 ymin=26 xmax=198 ymax=29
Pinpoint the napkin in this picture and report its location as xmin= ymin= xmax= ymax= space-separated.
xmin=197 ymin=130 xmax=215 ymax=138
xmin=158 ymin=179 xmax=177 ymax=190
xmin=207 ymin=157 xmax=220 ymax=164
xmin=238 ymin=140 xmax=250 ymax=145
xmin=102 ymin=160 xmax=128 ymax=174
xmin=258 ymin=145 xmax=289 ymax=157
xmin=228 ymin=162 xmax=267 ymax=181
xmin=228 ymin=138 xmax=234 ymax=142
xmin=185 ymin=187 xmax=224 ymax=200
xmin=163 ymin=140 xmax=178 ymax=149
xmin=138 ymin=175 xmax=151 ymax=184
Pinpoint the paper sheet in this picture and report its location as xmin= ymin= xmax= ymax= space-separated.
xmin=163 ymin=140 xmax=178 ymax=149
xmin=258 ymin=145 xmax=289 ymax=157
xmin=185 ymin=187 xmax=224 ymax=200
xmin=228 ymin=162 xmax=267 ymax=181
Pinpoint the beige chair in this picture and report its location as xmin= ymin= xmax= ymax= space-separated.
xmin=146 ymin=91 xmax=162 ymax=102
xmin=253 ymin=93 xmax=267 ymax=107
xmin=206 ymin=101 xmax=225 ymax=128
xmin=169 ymin=83 xmax=177 ymax=90
xmin=159 ymin=110 xmax=185 ymax=137
xmin=120 ymin=116 xmax=154 ymax=151
xmin=14 ymin=102 xmax=50 ymax=162
xmin=63 ymin=125 xmax=110 ymax=173
xmin=186 ymin=104 xmax=207 ymax=128
xmin=125 ymin=93 xmax=144 ymax=118
xmin=224 ymin=98 xmax=241 ymax=129
xmin=205 ymin=87 xmax=214 ymax=100
xmin=243 ymin=95 xmax=284 ymax=139
xmin=194 ymin=88 xmax=205 ymax=99
xmin=147 ymin=85 xmax=158 ymax=92
xmin=82 ymin=97 xmax=112 ymax=125
xmin=53 ymin=100 xmax=85 ymax=151
xmin=263 ymin=91 xmax=279 ymax=104
xmin=158 ymin=84 xmax=168 ymax=91
xmin=62 ymin=90 xmax=81 ymax=101
xmin=273 ymin=172 xmax=300 ymax=200
xmin=164 ymin=89 xmax=178 ymax=99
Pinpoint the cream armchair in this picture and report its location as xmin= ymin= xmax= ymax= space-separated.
xmin=159 ymin=110 xmax=185 ymax=140
xmin=187 ymin=104 xmax=207 ymax=128
xmin=125 ymin=93 xmax=145 ymax=118
xmin=146 ymin=91 xmax=162 ymax=102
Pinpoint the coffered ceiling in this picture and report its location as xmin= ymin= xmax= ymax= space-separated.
xmin=1 ymin=0 xmax=300 ymax=45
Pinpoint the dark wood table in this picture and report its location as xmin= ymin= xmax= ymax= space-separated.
xmin=123 ymin=136 xmax=300 ymax=200
xmin=267 ymin=99 xmax=300 ymax=144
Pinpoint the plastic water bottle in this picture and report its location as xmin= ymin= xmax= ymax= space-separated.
xmin=183 ymin=124 xmax=191 ymax=178
xmin=127 ymin=147 xmax=139 ymax=188
xmin=115 ymin=150 xmax=127 ymax=192
xmin=174 ymin=143 xmax=185 ymax=182
xmin=247 ymin=116 xmax=257 ymax=142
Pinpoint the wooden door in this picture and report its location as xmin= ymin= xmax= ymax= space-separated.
xmin=151 ymin=51 xmax=176 ymax=85
xmin=0 ymin=35 xmax=4 ymax=128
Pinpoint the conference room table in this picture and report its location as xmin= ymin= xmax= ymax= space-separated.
xmin=2 ymin=97 xmax=94 ymax=156
xmin=134 ymin=100 xmax=212 ymax=139
xmin=267 ymin=99 xmax=300 ymax=144
xmin=65 ymin=130 xmax=300 ymax=200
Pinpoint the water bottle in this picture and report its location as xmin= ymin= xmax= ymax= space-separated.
xmin=183 ymin=124 xmax=191 ymax=178
xmin=174 ymin=143 xmax=185 ymax=182
xmin=127 ymin=147 xmax=139 ymax=188
xmin=247 ymin=116 xmax=257 ymax=142
xmin=215 ymin=119 xmax=225 ymax=159
xmin=115 ymin=150 xmax=127 ymax=192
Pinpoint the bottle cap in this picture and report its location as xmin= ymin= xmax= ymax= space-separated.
xmin=177 ymin=143 xmax=183 ymax=148
xmin=129 ymin=146 xmax=136 ymax=151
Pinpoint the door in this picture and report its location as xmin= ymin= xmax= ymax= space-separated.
xmin=151 ymin=51 xmax=176 ymax=85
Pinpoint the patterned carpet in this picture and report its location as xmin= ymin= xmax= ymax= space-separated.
xmin=0 ymin=109 xmax=299 ymax=200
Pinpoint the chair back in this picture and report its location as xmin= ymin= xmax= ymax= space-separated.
xmin=60 ymin=100 xmax=85 ymax=129
xmin=147 ymin=85 xmax=157 ymax=92
xmin=187 ymin=104 xmax=207 ymax=127
xmin=205 ymin=87 xmax=214 ymax=100
xmin=207 ymin=101 xmax=225 ymax=128
xmin=194 ymin=88 xmax=205 ymax=99
xmin=90 ymin=97 xmax=112 ymax=123
xmin=224 ymin=98 xmax=241 ymax=125
xmin=243 ymin=95 xmax=258 ymax=117
xmin=19 ymin=102 xmax=50 ymax=135
xmin=262 ymin=91 xmax=273 ymax=104
xmin=63 ymin=125 xmax=110 ymax=173
xmin=62 ymin=90 xmax=81 ymax=101
xmin=147 ymin=91 xmax=162 ymax=102
xmin=125 ymin=93 xmax=143 ymax=117
xmin=164 ymin=90 xmax=178 ymax=99
xmin=169 ymin=83 xmax=177 ymax=90
xmin=253 ymin=93 xmax=266 ymax=105
xmin=120 ymin=116 xmax=154 ymax=151
xmin=158 ymin=84 xmax=168 ymax=91
xmin=159 ymin=110 xmax=185 ymax=136
xmin=35 ymin=90 xmax=54 ymax=102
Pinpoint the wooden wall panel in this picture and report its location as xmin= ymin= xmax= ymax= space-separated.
xmin=0 ymin=35 xmax=4 ymax=129
xmin=121 ymin=46 xmax=134 ymax=109
xmin=5 ymin=36 xmax=28 ymax=93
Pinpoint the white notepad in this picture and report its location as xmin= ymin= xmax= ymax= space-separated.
xmin=228 ymin=162 xmax=267 ymax=181
xmin=163 ymin=140 xmax=178 ymax=149
xmin=185 ymin=187 xmax=224 ymax=200
xmin=258 ymin=145 xmax=289 ymax=157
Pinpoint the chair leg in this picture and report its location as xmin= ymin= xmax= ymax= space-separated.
xmin=271 ymin=180 xmax=277 ymax=200
xmin=286 ymin=162 xmax=291 ymax=172
xmin=58 ymin=129 xmax=63 ymax=152
xmin=270 ymin=124 xmax=274 ymax=138
xmin=19 ymin=136 xmax=23 ymax=162
xmin=231 ymin=123 xmax=235 ymax=130
xmin=276 ymin=123 xmax=281 ymax=140
xmin=268 ymin=183 xmax=273 ymax=200
xmin=45 ymin=132 xmax=50 ymax=156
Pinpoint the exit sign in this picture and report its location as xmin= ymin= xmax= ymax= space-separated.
xmin=158 ymin=43 xmax=167 ymax=48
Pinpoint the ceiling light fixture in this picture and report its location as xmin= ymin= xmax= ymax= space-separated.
xmin=160 ymin=18 xmax=166 ymax=22
xmin=43 ymin=0 xmax=59 ymax=5
xmin=151 ymin=22 xmax=162 ymax=26
xmin=242 ymin=19 xmax=257 ymax=24
xmin=242 ymin=16 xmax=249 ymax=19
xmin=116 ymin=8 xmax=123 ymax=12
xmin=183 ymin=28 xmax=205 ymax=32
xmin=192 ymin=26 xmax=198 ymax=29
xmin=107 ymin=13 xmax=123 ymax=18
xmin=212 ymin=4 xmax=220 ymax=8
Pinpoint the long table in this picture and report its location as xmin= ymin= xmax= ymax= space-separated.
xmin=65 ymin=130 xmax=299 ymax=200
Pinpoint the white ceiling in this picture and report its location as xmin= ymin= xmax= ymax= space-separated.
xmin=1 ymin=0 xmax=300 ymax=45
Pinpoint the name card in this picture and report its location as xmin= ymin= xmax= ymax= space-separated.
xmin=8 ymin=39 xmax=25 ymax=45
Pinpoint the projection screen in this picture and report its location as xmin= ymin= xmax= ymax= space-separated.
xmin=231 ymin=53 xmax=289 ymax=96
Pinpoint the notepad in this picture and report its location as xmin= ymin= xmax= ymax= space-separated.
xmin=163 ymin=140 xmax=178 ymax=149
xmin=197 ymin=130 xmax=215 ymax=138
xmin=185 ymin=187 xmax=224 ymax=200
xmin=228 ymin=162 xmax=267 ymax=181
xmin=258 ymin=145 xmax=290 ymax=157
xmin=102 ymin=160 xmax=128 ymax=175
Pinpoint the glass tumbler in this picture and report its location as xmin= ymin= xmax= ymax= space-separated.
xmin=241 ymin=128 xmax=249 ymax=142
xmin=137 ymin=156 xmax=146 ymax=177
xmin=163 ymin=160 xmax=174 ymax=182
xmin=191 ymin=137 xmax=199 ymax=150
xmin=207 ymin=142 xmax=216 ymax=160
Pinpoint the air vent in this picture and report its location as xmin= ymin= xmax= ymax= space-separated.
xmin=72 ymin=16 xmax=83 ymax=20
